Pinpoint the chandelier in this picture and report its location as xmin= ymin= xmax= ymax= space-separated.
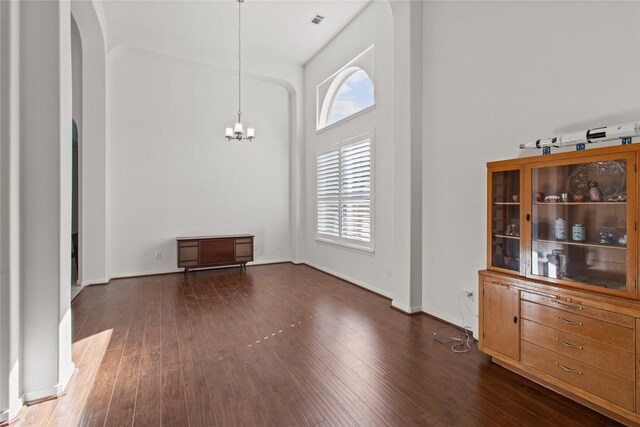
xmin=225 ymin=0 xmax=255 ymax=141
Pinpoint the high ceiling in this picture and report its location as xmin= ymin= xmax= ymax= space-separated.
xmin=101 ymin=0 xmax=372 ymax=65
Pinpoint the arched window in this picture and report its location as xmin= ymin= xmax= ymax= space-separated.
xmin=317 ymin=48 xmax=375 ymax=131
xmin=326 ymin=68 xmax=374 ymax=126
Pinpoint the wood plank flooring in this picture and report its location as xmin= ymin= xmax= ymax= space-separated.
xmin=10 ymin=263 xmax=619 ymax=426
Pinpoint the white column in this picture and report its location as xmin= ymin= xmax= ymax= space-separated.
xmin=288 ymin=73 xmax=306 ymax=264
xmin=0 ymin=0 xmax=23 ymax=420
xmin=20 ymin=0 xmax=74 ymax=401
xmin=390 ymin=0 xmax=423 ymax=313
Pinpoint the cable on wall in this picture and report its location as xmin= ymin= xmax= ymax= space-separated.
xmin=432 ymin=291 xmax=474 ymax=353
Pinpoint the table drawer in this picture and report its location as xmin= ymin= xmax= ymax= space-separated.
xmin=235 ymin=238 xmax=252 ymax=244
xmin=521 ymin=291 xmax=633 ymax=328
xmin=179 ymin=246 xmax=198 ymax=262
xmin=521 ymin=301 xmax=633 ymax=352
xmin=179 ymin=241 xmax=199 ymax=248
xmin=521 ymin=319 xmax=633 ymax=379
xmin=521 ymin=341 xmax=634 ymax=411
xmin=235 ymin=243 xmax=252 ymax=258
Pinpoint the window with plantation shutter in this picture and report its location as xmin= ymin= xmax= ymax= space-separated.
xmin=317 ymin=150 xmax=340 ymax=237
xmin=316 ymin=132 xmax=373 ymax=251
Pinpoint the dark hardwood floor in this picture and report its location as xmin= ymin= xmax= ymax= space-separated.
xmin=11 ymin=263 xmax=618 ymax=426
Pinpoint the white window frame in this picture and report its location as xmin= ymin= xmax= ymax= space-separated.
xmin=316 ymin=45 xmax=375 ymax=132
xmin=316 ymin=131 xmax=375 ymax=254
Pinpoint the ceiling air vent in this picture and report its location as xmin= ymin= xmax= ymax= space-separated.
xmin=309 ymin=14 xmax=324 ymax=25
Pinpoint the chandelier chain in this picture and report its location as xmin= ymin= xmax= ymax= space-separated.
xmin=237 ymin=0 xmax=241 ymax=122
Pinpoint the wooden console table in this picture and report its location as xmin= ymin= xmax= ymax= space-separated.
xmin=176 ymin=234 xmax=254 ymax=274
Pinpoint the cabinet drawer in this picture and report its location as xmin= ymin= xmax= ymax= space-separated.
xmin=235 ymin=238 xmax=252 ymax=244
xmin=235 ymin=243 xmax=252 ymax=258
xmin=521 ymin=301 xmax=633 ymax=352
xmin=200 ymin=239 xmax=234 ymax=264
xmin=179 ymin=241 xmax=199 ymax=248
xmin=521 ymin=291 xmax=633 ymax=328
xmin=521 ymin=319 xmax=633 ymax=379
xmin=179 ymin=246 xmax=198 ymax=262
xmin=482 ymin=275 xmax=519 ymax=288
xmin=521 ymin=341 xmax=634 ymax=411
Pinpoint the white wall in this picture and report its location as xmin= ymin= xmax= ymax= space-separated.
xmin=303 ymin=2 xmax=396 ymax=298
xmin=109 ymin=50 xmax=291 ymax=276
xmin=421 ymin=1 xmax=640 ymax=332
xmin=71 ymin=0 xmax=109 ymax=286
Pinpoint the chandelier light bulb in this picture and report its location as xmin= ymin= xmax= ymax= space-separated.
xmin=225 ymin=127 xmax=233 ymax=138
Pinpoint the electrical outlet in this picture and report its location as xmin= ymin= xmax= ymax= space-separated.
xmin=463 ymin=290 xmax=473 ymax=298
xmin=155 ymin=251 xmax=161 ymax=260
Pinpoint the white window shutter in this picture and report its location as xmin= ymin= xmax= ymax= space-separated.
xmin=316 ymin=133 xmax=373 ymax=250
xmin=341 ymin=139 xmax=371 ymax=242
xmin=317 ymin=150 xmax=340 ymax=237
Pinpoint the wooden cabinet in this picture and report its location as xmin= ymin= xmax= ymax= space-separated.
xmin=176 ymin=234 xmax=254 ymax=274
xmin=480 ymin=270 xmax=640 ymax=424
xmin=479 ymin=278 xmax=520 ymax=360
xmin=481 ymin=144 xmax=640 ymax=425
xmin=637 ymin=319 xmax=640 ymax=415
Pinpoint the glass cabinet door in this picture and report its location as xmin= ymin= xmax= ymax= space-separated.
xmin=490 ymin=169 xmax=522 ymax=273
xmin=528 ymin=155 xmax=635 ymax=295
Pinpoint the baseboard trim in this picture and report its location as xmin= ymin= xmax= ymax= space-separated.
xmin=108 ymin=259 xmax=294 ymax=281
xmin=109 ymin=268 xmax=183 ymax=279
xmin=23 ymin=382 xmax=65 ymax=406
xmin=250 ymin=259 xmax=292 ymax=266
xmin=421 ymin=305 xmax=476 ymax=337
xmin=80 ymin=278 xmax=110 ymax=287
xmin=0 ymin=410 xmax=8 ymax=423
xmin=390 ymin=300 xmax=422 ymax=314
xmin=302 ymin=261 xmax=394 ymax=300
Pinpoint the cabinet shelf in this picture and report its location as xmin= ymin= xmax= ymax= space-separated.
xmin=494 ymin=234 xmax=520 ymax=240
xmin=532 ymin=201 xmax=626 ymax=206
xmin=533 ymin=238 xmax=626 ymax=250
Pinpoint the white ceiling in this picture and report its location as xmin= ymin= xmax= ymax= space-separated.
xmin=101 ymin=0 xmax=372 ymax=65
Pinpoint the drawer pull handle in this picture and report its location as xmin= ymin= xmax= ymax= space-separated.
xmin=555 ymin=316 xmax=583 ymax=326
xmin=556 ymin=362 xmax=583 ymax=375
xmin=556 ymin=339 xmax=583 ymax=350
xmin=553 ymin=301 xmax=583 ymax=311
